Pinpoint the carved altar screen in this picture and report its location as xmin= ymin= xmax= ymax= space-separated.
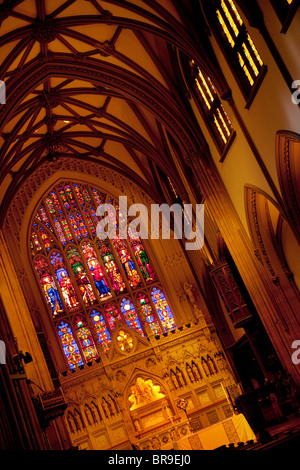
xmin=31 ymin=181 xmax=176 ymax=369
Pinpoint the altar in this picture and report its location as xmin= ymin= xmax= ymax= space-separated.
xmin=164 ymin=414 xmax=256 ymax=450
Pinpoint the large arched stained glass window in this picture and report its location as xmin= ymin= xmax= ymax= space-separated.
xmin=31 ymin=181 xmax=176 ymax=369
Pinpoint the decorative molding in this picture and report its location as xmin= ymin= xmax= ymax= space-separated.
xmin=3 ymin=156 xmax=153 ymax=236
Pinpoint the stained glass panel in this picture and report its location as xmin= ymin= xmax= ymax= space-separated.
xmin=193 ymin=63 xmax=233 ymax=148
xmin=45 ymin=196 xmax=56 ymax=214
xmin=50 ymin=251 xmax=80 ymax=310
xmin=50 ymin=190 xmax=63 ymax=212
xmin=34 ymin=256 xmax=64 ymax=316
xmin=39 ymin=226 xmax=53 ymax=251
xmin=216 ymin=0 xmax=264 ymax=92
xmin=58 ymin=321 xmax=83 ymax=369
xmin=31 ymin=229 xmax=42 ymax=255
xmin=75 ymin=316 xmax=98 ymax=362
xmin=67 ymin=246 xmax=96 ymax=305
xmin=57 ymin=185 xmax=70 ymax=210
xmin=82 ymin=241 xmax=111 ymax=299
xmin=91 ymin=310 xmax=111 ymax=354
xmin=131 ymin=241 xmax=156 ymax=282
xmin=73 ymin=184 xmax=85 ymax=206
xmin=120 ymin=298 xmax=144 ymax=336
xmin=83 ymin=208 xmax=96 ymax=236
xmin=38 ymin=205 xmax=50 ymax=227
xmin=113 ymin=237 xmax=141 ymax=288
xmin=151 ymin=287 xmax=176 ymax=331
xmin=65 ymin=184 xmax=77 ymax=208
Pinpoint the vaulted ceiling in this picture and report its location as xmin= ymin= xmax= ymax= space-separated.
xmin=0 ymin=0 xmax=219 ymax=216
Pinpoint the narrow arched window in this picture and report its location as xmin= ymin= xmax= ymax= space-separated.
xmin=58 ymin=321 xmax=83 ymax=369
xmin=30 ymin=181 xmax=176 ymax=369
xmin=151 ymin=287 xmax=176 ymax=331
xmin=210 ymin=0 xmax=265 ymax=103
xmin=74 ymin=316 xmax=99 ymax=363
xmin=190 ymin=60 xmax=235 ymax=157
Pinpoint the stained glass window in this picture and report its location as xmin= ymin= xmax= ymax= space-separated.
xmin=213 ymin=0 xmax=264 ymax=98
xmin=30 ymin=181 xmax=176 ymax=369
xmin=31 ymin=229 xmax=42 ymax=255
xmin=58 ymin=321 xmax=83 ymax=369
xmin=105 ymin=303 xmax=122 ymax=330
xmin=74 ymin=316 xmax=99 ymax=363
xmin=67 ymin=247 xmax=96 ymax=305
xmin=137 ymin=292 xmax=161 ymax=335
xmin=120 ymin=298 xmax=144 ymax=336
xmin=91 ymin=310 xmax=111 ymax=354
xmin=190 ymin=61 xmax=234 ymax=153
xmin=151 ymin=287 xmax=176 ymax=331
xmin=50 ymin=251 xmax=80 ymax=310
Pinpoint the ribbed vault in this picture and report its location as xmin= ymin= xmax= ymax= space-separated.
xmin=0 ymin=0 xmax=222 ymax=218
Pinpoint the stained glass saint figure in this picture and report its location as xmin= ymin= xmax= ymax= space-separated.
xmin=132 ymin=243 xmax=155 ymax=281
xmin=67 ymin=247 xmax=96 ymax=305
xmin=118 ymin=245 xmax=141 ymax=288
xmin=50 ymin=252 xmax=79 ymax=310
xmin=41 ymin=271 xmax=64 ymax=316
xmin=81 ymin=242 xmax=111 ymax=298
xmin=151 ymin=287 xmax=176 ymax=331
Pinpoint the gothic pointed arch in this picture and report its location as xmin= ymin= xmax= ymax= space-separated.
xmin=276 ymin=130 xmax=300 ymax=240
xmin=244 ymin=185 xmax=300 ymax=357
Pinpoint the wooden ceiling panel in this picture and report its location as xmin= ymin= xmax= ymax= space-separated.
xmin=0 ymin=0 xmax=206 ymax=214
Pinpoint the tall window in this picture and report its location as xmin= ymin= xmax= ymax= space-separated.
xmin=190 ymin=60 xmax=235 ymax=157
xmin=213 ymin=0 xmax=265 ymax=101
xmin=31 ymin=182 xmax=176 ymax=369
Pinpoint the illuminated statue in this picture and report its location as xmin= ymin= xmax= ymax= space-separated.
xmin=129 ymin=377 xmax=165 ymax=410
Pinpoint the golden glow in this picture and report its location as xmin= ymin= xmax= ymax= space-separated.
xmin=247 ymin=34 xmax=263 ymax=67
xmin=238 ymin=53 xmax=254 ymax=85
xmin=217 ymin=0 xmax=264 ymax=86
xmin=195 ymin=77 xmax=211 ymax=110
xmin=242 ymin=43 xmax=259 ymax=76
xmin=217 ymin=9 xmax=235 ymax=47
xmin=213 ymin=114 xmax=228 ymax=143
xmin=129 ymin=377 xmax=165 ymax=410
xmin=117 ymin=330 xmax=133 ymax=352
xmin=194 ymin=66 xmax=233 ymax=145
xmin=221 ymin=0 xmax=240 ymax=36
xmin=217 ymin=108 xmax=231 ymax=137
xmin=227 ymin=0 xmax=243 ymax=25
